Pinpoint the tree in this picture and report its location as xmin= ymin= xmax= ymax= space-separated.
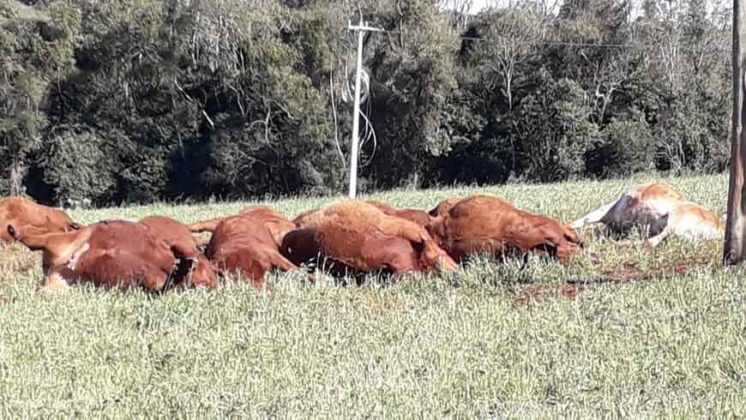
xmin=0 ymin=0 xmax=736 ymax=205
xmin=365 ymin=0 xmax=460 ymax=188
xmin=474 ymin=8 xmax=542 ymax=113
xmin=0 ymin=0 xmax=79 ymax=197
xmin=513 ymin=75 xmax=600 ymax=182
xmin=588 ymin=110 xmax=655 ymax=177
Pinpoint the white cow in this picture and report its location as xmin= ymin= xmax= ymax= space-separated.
xmin=571 ymin=182 xmax=724 ymax=247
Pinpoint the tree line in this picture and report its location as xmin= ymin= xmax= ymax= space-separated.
xmin=0 ymin=0 xmax=732 ymax=206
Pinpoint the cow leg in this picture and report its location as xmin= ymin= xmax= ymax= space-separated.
xmin=571 ymin=200 xmax=619 ymax=230
xmin=186 ymin=217 xmax=224 ymax=233
xmin=613 ymin=223 xmax=673 ymax=249
xmin=270 ymin=252 xmax=315 ymax=283
xmin=33 ymin=272 xmax=70 ymax=297
xmin=421 ymin=241 xmax=458 ymax=271
xmin=644 ymin=223 xmax=674 ymax=248
xmin=385 ymin=254 xmax=419 ymax=279
xmin=214 ymin=251 xmax=270 ymax=290
xmin=376 ymin=217 xmax=430 ymax=244
xmin=270 ymin=252 xmax=299 ymax=272
xmin=140 ymin=268 xmax=170 ymax=292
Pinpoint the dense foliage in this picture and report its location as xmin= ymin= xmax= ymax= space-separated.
xmin=0 ymin=0 xmax=732 ymax=205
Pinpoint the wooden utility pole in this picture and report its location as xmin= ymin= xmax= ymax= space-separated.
xmin=725 ymin=0 xmax=746 ymax=263
xmin=346 ymin=18 xmax=381 ymax=199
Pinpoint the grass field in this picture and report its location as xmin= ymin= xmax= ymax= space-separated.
xmin=1 ymin=173 xmax=745 ymax=417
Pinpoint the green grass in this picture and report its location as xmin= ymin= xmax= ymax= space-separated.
xmin=1 ymin=173 xmax=745 ymax=417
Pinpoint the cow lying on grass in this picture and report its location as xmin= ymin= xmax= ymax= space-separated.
xmin=0 ymin=196 xmax=80 ymax=243
xmin=282 ymin=224 xmax=430 ymax=280
xmin=428 ymin=194 xmax=584 ymax=263
xmin=8 ymin=219 xmax=215 ymax=294
xmin=14 ymin=182 xmax=717 ymax=295
xmin=188 ymin=205 xmax=295 ymax=248
xmin=139 ymin=215 xmax=218 ymax=289
xmin=203 ymin=213 xmax=301 ymax=289
xmin=283 ymin=200 xmax=457 ymax=279
xmin=570 ymin=182 xmax=724 ymax=247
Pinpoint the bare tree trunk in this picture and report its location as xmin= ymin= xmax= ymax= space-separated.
xmin=9 ymin=159 xmax=24 ymax=197
xmin=724 ymin=0 xmax=746 ymax=263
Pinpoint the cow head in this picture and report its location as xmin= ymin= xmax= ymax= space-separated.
xmin=417 ymin=240 xmax=458 ymax=272
xmin=190 ymin=255 xmax=219 ymax=289
xmin=168 ymin=244 xmax=218 ymax=290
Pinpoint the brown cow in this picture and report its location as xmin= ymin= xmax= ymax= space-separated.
xmin=0 ymin=196 xmax=80 ymax=243
xmin=284 ymin=201 xmax=457 ymax=278
xmin=189 ymin=205 xmax=295 ymax=248
xmin=428 ymin=195 xmax=583 ymax=263
xmin=282 ymin=225 xmax=428 ymax=279
xmin=139 ymin=215 xmax=218 ymax=289
xmin=363 ymin=200 xmax=434 ymax=227
xmin=204 ymin=213 xmax=300 ymax=289
xmin=7 ymin=220 xmax=208 ymax=294
xmin=280 ymin=228 xmax=356 ymax=277
xmin=571 ymin=182 xmax=724 ymax=247
xmin=286 ymin=209 xmax=345 ymax=272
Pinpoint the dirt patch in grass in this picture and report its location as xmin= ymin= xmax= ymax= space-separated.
xmin=514 ymin=260 xmax=717 ymax=307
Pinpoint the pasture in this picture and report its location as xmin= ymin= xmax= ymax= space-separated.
xmin=0 ymin=173 xmax=745 ymax=417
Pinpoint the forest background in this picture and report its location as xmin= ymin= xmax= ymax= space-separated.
xmin=0 ymin=0 xmax=731 ymax=206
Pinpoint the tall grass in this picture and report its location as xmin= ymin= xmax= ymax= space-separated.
xmin=0 ymin=173 xmax=744 ymax=417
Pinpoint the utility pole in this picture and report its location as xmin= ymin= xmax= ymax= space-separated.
xmin=346 ymin=17 xmax=381 ymax=199
xmin=725 ymin=0 xmax=746 ymax=263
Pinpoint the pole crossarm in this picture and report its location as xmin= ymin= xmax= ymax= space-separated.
xmin=347 ymin=24 xmax=384 ymax=32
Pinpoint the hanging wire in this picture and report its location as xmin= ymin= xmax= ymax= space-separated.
xmin=369 ymin=26 xmax=634 ymax=48
xmin=329 ymin=63 xmax=346 ymax=170
xmin=341 ymin=58 xmax=370 ymax=104
xmin=359 ymin=94 xmax=378 ymax=168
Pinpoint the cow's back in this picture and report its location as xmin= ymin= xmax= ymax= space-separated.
xmin=86 ymin=221 xmax=175 ymax=272
xmin=140 ymin=215 xmax=199 ymax=249
xmin=239 ymin=206 xmax=295 ymax=246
